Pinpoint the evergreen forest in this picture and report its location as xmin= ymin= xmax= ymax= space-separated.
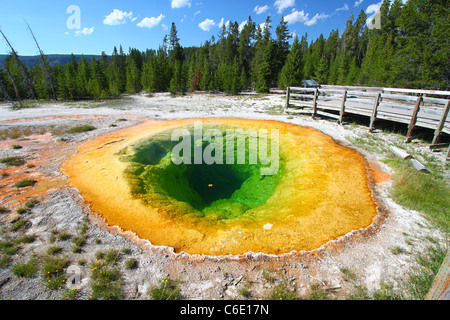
xmin=0 ymin=0 xmax=448 ymax=104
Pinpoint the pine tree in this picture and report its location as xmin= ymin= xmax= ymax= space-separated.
xmin=274 ymin=17 xmax=292 ymax=77
xmin=257 ymin=40 xmax=276 ymax=93
xmin=279 ymin=36 xmax=303 ymax=88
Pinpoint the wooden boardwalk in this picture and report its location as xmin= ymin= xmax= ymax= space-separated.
xmin=284 ymin=85 xmax=450 ymax=146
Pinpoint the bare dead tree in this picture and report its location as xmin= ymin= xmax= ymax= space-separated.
xmin=25 ymin=20 xmax=57 ymax=100
xmin=0 ymin=77 xmax=19 ymax=109
xmin=0 ymin=27 xmax=37 ymax=100
xmin=2 ymin=63 xmax=23 ymax=108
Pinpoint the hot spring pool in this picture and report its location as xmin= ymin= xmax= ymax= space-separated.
xmin=62 ymin=118 xmax=379 ymax=256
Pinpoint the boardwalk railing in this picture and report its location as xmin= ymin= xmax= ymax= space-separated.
xmin=284 ymin=85 xmax=450 ymax=146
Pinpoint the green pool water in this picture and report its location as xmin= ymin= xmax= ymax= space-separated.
xmin=119 ymin=122 xmax=285 ymax=220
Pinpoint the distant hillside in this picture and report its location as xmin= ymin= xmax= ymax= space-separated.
xmin=0 ymin=54 xmax=104 ymax=68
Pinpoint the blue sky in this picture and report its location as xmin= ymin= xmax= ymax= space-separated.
xmin=0 ymin=0 xmax=386 ymax=56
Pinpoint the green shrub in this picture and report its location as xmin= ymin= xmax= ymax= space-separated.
xmin=125 ymin=258 xmax=137 ymax=270
xmin=0 ymin=255 xmax=12 ymax=268
xmin=25 ymin=199 xmax=39 ymax=208
xmin=15 ymin=179 xmax=37 ymax=188
xmin=12 ymin=259 xmax=38 ymax=278
xmin=266 ymin=281 xmax=298 ymax=300
xmin=90 ymin=262 xmax=123 ymax=300
xmin=0 ymin=156 xmax=25 ymax=166
xmin=42 ymin=257 xmax=69 ymax=290
xmin=47 ymin=246 xmax=63 ymax=255
xmin=9 ymin=218 xmax=26 ymax=232
xmin=65 ymin=125 xmax=96 ymax=134
xmin=148 ymin=277 xmax=181 ymax=300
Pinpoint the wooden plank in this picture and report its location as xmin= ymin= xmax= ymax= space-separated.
xmin=383 ymin=87 xmax=450 ymax=97
xmin=379 ymin=102 xmax=414 ymax=112
xmin=339 ymin=90 xmax=347 ymax=124
xmin=321 ymin=84 xmax=384 ymax=92
xmin=345 ymin=98 xmax=376 ymax=105
xmin=370 ymin=93 xmax=382 ymax=132
xmin=406 ymin=96 xmax=424 ymax=143
xmin=288 ymin=101 xmax=314 ymax=108
xmin=432 ymin=100 xmax=450 ymax=145
xmin=289 ymin=86 xmax=316 ymax=92
xmin=430 ymin=142 xmax=450 ymax=150
xmin=316 ymin=110 xmax=340 ymax=119
xmin=423 ymin=97 xmax=449 ymax=105
xmin=347 ymin=91 xmax=379 ymax=97
xmin=286 ymin=109 xmax=312 ymax=115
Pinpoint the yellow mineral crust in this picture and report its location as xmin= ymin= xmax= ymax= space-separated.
xmin=61 ymin=118 xmax=379 ymax=256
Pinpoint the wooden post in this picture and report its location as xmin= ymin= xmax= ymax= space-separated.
xmin=432 ymin=100 xmax=450 ymax=145
xmin=406 ymin=95 xmax=423 ymax=143
xmin=284 ymin=87 xmax=291 ymax=113
xmin=369 ymin=93 xmax=381 ymax=132
xmin=339 ymin=90 xmax=347 ymax=124
xmin=312 ymin=88 xmax=319 ymax=118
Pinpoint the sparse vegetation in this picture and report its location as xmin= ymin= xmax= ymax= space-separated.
xmin=72 ymin=235 xmax=87 ymax=253
xmin=12 ymin=259 xmax=39 ymax=278
xmin=42 ymin=257 xmax=69 ymax=290
xmin=15 ymin=179 xmax=37 ymax=188
xmin=148 ymin=277 xmax=181 ymax=300
xmin=64 ymin=125 xmax=96 ymax=134
xmin=9 ymin=218 xmax=26 ymax=232
xmin=382 ymin=157 xmax=450 ymax=233
xmin=125 ymin=258 xmax=137 ymax=270
xmin=1 ymin=156 xmax=25 ymax=166
xmin=47 ymin=246 xmax=63 ymax=255
xmin=406 ymin=242 xmax=447 ymax=300
xmin=266 ymin=281 xmax=298 ymax=300
xmin=89 ymin=261 xmax=123 ymax=300
xmin=25 ymin=199 xmax=39 ymax=208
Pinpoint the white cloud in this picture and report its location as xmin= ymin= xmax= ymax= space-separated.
xmin=259 ymin=21 xmax=270 ymax=31
xmin=274 ymin=0 xmax=295 ymax=14
xmin=305 ymin=13 xmax=329 ymax=26
xmin=137 ymin=14 xmax=165 ymax=28
xmin=284 ymin=9 xmax=329 ymax=26
xmin=336 ymin=3 xmax=349 ymax=12
xmin=103 ymin=9 xmax=134 ymax=25
xmin=239 ymin=20 xmax=248 ymax=32
xmin=199 ymin=18 xmax=216 ymax=31
xmin=75 ymin=27 xmax=94 ymax=36
xmin=354 ymin=0 xmax=364 ymax=7
xmin=161 ymin=23 xmax=169 ymax=30
xmin=284 ymin=9 xmax=309 ymax=24
xmin=218 ymin=18 xmax=230 ymax=29
xmin=171 ymin=0 xmax=192 ymax=8
xmin=254 ymin=5 xmax=269 ymax=15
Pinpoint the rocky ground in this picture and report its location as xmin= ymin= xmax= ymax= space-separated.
xmin=0 ymin=92 xmax=447 ymax=300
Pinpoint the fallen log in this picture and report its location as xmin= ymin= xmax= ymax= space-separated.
xmin=390 ymin=146 xmax=411 ymax=159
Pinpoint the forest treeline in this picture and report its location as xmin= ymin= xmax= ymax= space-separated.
xmin=0 ymin=0 xmax=448 ymax=104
